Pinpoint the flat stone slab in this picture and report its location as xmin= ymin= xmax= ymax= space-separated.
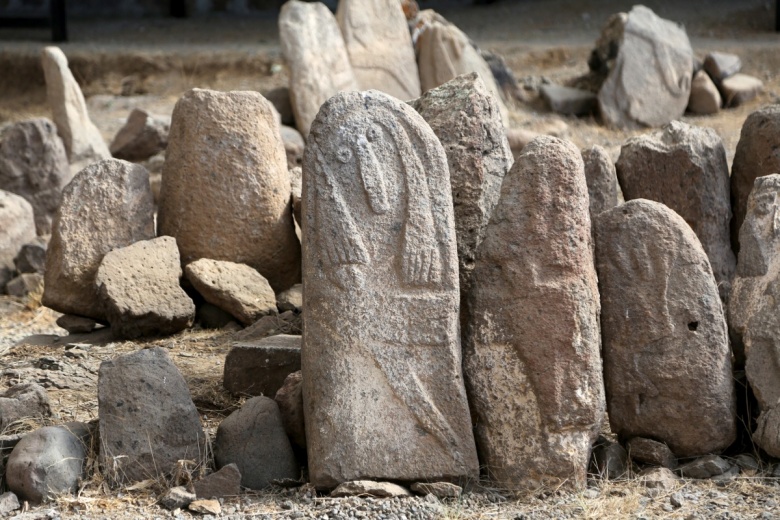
xmin=223 ymin=334 xmax=301 ymax=397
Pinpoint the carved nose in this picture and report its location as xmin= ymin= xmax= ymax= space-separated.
xmin=356 ymin=138 xmax=390 ymax=214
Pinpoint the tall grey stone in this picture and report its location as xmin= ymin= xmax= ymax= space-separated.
xmin=408 ymin=72 xmax=513 ymax=310
xmin=581 ymin=145 xmax=618 ymax=218
xmin=302 ymin=90 xmax=479 ymax=488
xmin=616 ymin=121 xmax=736 ymax=300
xmin=43 ymin=159 xmax=154 ymax=320
xmin=157 ymin=89 xmax=300 ymax=292
xmin=464 ymin=136 xmax=605 ymax=491
xmin=730 ymin=105 xmax=780 ymax=253
xmin=591 ymin=6 xmax=693 ymax=128
xmin=595 ymin=199 xmax=736 ymax=457
xmin=279 ymin=0 xmax=359 ymax=137
xmin=40 ymin=47 xmax=111 ymax=164
xmin=0 ymin=118 xmax=71 ymax=235
xmin=337 ymin=0 xmax=421 ymax=101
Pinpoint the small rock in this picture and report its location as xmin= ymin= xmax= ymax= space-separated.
xmin=638 ymin=467 xmax=678 ymax=497
xmin=185 ymin=258 xmax=278 ymax=326
xmin=677 ymin=455 xmax=731 ymax=479
xmin=5 ymin=273 xmax=43 ymax=298
xmin=277 ymin=284 xmax=302 ymax=312
xmin=109 ymin=108 xmax=170 ymax=162
xmin=687 ymin=70 xmax=722 ymax=115
xmin=410 ymin=482 xmax=461 ymax=499
xmin=670 ymin=492 xmax=684 ymax=507
xmin=733 ymin=453 xmax=760 ymax=472
xmin=189 ymin=499 xmax=221 ymax=515
xmin=703 ymin=52 xmax=742 ymax=81
xmin=274 ymin=370 xmax=306 ymax=449
xmin=627 ymin=437 xmax=678 ymax=469
xmin=540 ymin=84 xmax=597 ymax=116
xmin=14 ymin=239 xmax=48 ymax=274
xmin=710 ymin=464 xmax=740 ymax=483
xmin=160 ymin=486 xmax=195 ymax=511
xmin=720 ymin=73 xmax=763 ymax=107
xmin=56 ymin=314 xmax=98 ymax=334
xmin=0 ymin=383 xmax=52 ymax=431
xmin=196 ymin=303 xmax=235 ymax=330
xmin=233 ymin=310 xmax=302 ymax=341
xmin=591 ymin=436 xmax=628 ymax=479
xmin=224 ymin=334 xmax=301 ymax=397
xmin=193 ymin=463 xmax=241 ymax=499
xmin=331 ymin=481 xmax=411 ymax=498
xmin=281 ymin=125 xmax=304 ymax=170
xmin=0 ymin=492 xmax=20 ymax=515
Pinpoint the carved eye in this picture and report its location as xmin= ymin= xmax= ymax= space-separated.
xmin=336 ymin=147 xmax=353 ymax=164
xmin=366 ymin=125 xmax=381 ymax=143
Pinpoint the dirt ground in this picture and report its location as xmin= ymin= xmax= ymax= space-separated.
xmin=1 ymin=0 xmax=780 ymax=518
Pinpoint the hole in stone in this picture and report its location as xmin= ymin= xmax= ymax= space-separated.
xmin=688 ymin=321 xmax=699 ymax=331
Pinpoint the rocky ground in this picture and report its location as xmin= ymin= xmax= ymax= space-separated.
xmin=2 ymin=0 xmax=780 ymax=518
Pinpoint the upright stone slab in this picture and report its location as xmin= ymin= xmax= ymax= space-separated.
xmin=40 ymin=47 xmax=110 ymax=164
xmin=581 ymin=145 xmax=618 ymax=218
xmin=302 ymin=90 xmax=478 ymax=488
xmin=0 ymin=118 xmax=71 ymax=235
xmin=279 ymin=0 xmax=359 ymax=137
xmin=730 ymin=105 xmax=780 ymax=253
xmin=414 ymin=10 xmax=509 ymax=127
xmin=408 ymin=73 xmax=513 ymax=305
xmin=43 ymin=159 xmax=155 ymax=320
xmin=463 ymin=136 xmax=605 ymax=491
xmin=592 ymin=6 xmax=693 ymax=128
xmin=337 ymin=0 xmax=421 ymax=101
xmin=616 ymin=121 xmax=736 ymax=299
xmin=728 ymin=175 xmax=780 ymax=456
xmin=157 ymin=89 xmax=300 ymax=293
xmin=595 ymin=199 xmax=736 ymax=457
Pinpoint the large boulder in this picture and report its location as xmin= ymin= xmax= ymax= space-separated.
xmin=336 ymin=0 xmax=421 ymax=100
xmin=279 ymin=0 xmax=359 ymax=137
xmin=302 ymin=90 xmax=479 ymax=487
xmin=408 ymin=72 xmax=513 ymax=312
xmin=98 ymin=347 xmax=206 ymax=485
xmin=0 ymin=190 xmax=36 ymax=289
xmin=590 ymin=6 xmax=693 ymax=128
xmin=0 ymin=118 xmax=72 ymax=235
xmin=730 ymin=105 xmax=780 ymax=253
xmin=594 ymin=199 xmax=736 ymax=457
xmin=581 ymin=145 xmax=619 ymax=219
xmin=109 ymin=108 xmax=170 ymax=162
xmin=43 ymin=159 xmax=155 ymax=320
xmin=464 ymin=136 xmax=605 ymax=491
xmin=157 ymin=88 xmax=300 ymax=293
xmin=95 ymin=236 xmax=195 ymax=338
xmin=40 ymin=46 xmax=110 ymax=164
xmin=616 ymin=121 xmax=736 ymax=300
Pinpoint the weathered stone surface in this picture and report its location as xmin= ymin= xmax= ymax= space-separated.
xmin=224 ymin=334 xmax=301 ymax=397
xmin=410 ymin=482 xmax=461 ymax=499
xmin=189 ymin=499 xmax=221 ymax=515
xmin=464 ymin=136 xmax=604 ymax=491
xmin=303 ymin=90 xmax=478 ymax=487
xmin=594 ymin=199 xmax=736 ymax=457
xmin=626 ymin=437 xmax=677 ymax=469
xmin=704 ymin=52 xmax=742 ymax=81
xmin=40 ymin=47 xmax=110 ymax=163
xmin=337 ymin=0 xmax=420 ymax=101
xmin=581 ymin=145 xmax=618 ymax=219
xmin=754 ymin=406 xmax=780 ymax=457
xmin=193 ymin=463 xmax=241 ymax=499
xmin=277 ymin=283 xmax=302 ymax=312
xmin=6 ymin=423 xmax=89 ymax=504
xmin=56 ymin=314 xmax=97 ymax=334
xmin=0 ymin=118 xmax=71 ymax=235
xmin=98 ymin=347 xmax=206 ymax=485
xmin=0 ymin=190 xmax=36 ymax=288
xmin=331 ymin=481 xmax=411 ymax=498
xmin=687 ymin=70 xmax=722 ymax=115
xmin=6 ymin=273 xmax=43 ymax=298
xmin=43 ymin=159 xmax=154 ymax=320
xmin=185 ymin=258 xmax=277 ymax=326
xmin=616 ymin=121 xmax=736 ymax=298
xmin=233 ymin=310 xmax=302 ymax=341
xmin=731 ymin=105 xmax=780 ymax=252
xmin=157 ymin=88 xmax=300 ymax=293
xmin=540 ymin=84 xmax=597 ymax=116
xmin=414 ymin=11 xmax=508 ymax=127
xmin=274 ymin=370 xmax=306 ymax=449
xmin=0 ymin=383 xmax=52 ymax=431
xmin=160 ymin=486 xmax=195 ymax=510
xmin=591 ymin=436 xmax=628 ymax=480
xmin=109 ymin=108 xmax=170 ymax=162
xmin=96 ymin=236 xmax=194 ymax=339
xmin=720 ymin=73 xmax=763 ymax=108
xmin=214 ymin=396 xmax=298 ymax=490
xmin=14 ymin=239 xmax=47 ymax=274
xmin=408 ymin=73 xmax=513 ymax=309
xmin=0 ymin=492 xmax=20 ymax=515
xmin=281 ymin=125 xmax=304 ymax=170
xmin=593 ymin=6 xmax=693 ymax=128
xmin=638 ymin=467 xmax=678 ymax=496
xmin=677 ymin=455 xmax=731 ymax=479
xmin=279 ymin=0 xmax=359 ymax=137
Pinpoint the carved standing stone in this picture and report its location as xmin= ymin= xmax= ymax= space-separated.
xmin=616 ymin=121 xmax=736 ymax=300
xmin=595 ymin=199 xmax=736 ymax=457
xmin=279 ymin=0 xmax=359 ymax=137
xmin=464 ymin=136 xmax=605 ymax=491
xmin=337 ymin=0 xmax=421 ymax=101
xmin=302 ymin=90 xmax=478 ymax=488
